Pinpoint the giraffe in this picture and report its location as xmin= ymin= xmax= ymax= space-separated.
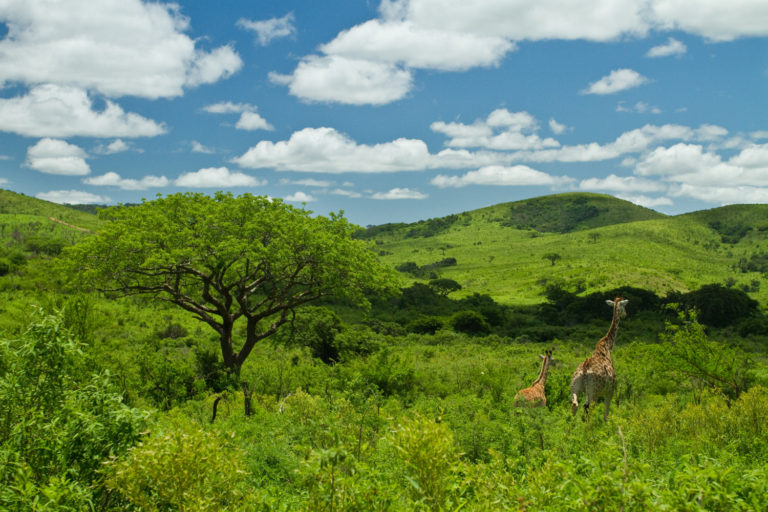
xmin=570 ymin=297 xmax=628 ymax=421
xmin=514 ymin=349 xmax=554 ymax=407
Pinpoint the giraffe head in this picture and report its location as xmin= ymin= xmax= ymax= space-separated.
xmin=539 ymin=348 xmax=554 ymax=364
xmin=606 ymin=297 xmax=629 ymax=318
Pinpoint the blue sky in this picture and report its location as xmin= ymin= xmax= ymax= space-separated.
xmin=1 ymin=0 xmax=767 ymax=226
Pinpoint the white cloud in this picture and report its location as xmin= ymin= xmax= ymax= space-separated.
xmin=617 ymin=102 xmax=662 ymax=114
xmin=238 ymin=13 xmax=296 ymax=45
xmin=175 ymin=167 xmax=264 ymax=188
xmin=579 ymin=174 xmax=666 ymax=193
xmin=185 ymin=46 xmax=242 ymax=88
xmin=0 ymin=84 xmax=166 ymax=138
xmin=270 ymin=55 xmax=413 ymax=105
xmin=669 ymin=184 xmax=768 ymax=204
xmin=191 ymin=141 xmax=215 ymax=154
xmin=549 ymin=119 xmax=568 ymax=135
xmin=646 ymin=37 xmax=687 ymax=58
xmin=280 ymin=178 xmax=333 ymax=187
xmin=26 ymin=138 xmax=90 ymax=175
xmin=635 ymin=143 xmax=726 ymax=179
xmin=284 ymin=191 xmax=316 ymax=202
xmin=321 ymin=19 xmax=514 ymax=71
xmin=730 ymin=144 xmax=768 ymax=168
xmin=202 ymin=102 xmax=255 ymax=114
xmin=235 ymin=111 xmax=274 ymax=131
xmin=431 ymin=109 xmax=560 ymax=150
xmin=617 ymin=194 xmax=673 ymax=208
xmin=330 ymin=188 xmax=363 ymax=198
xmin=431 ymin=165 xmax=573 ymax=188
xmin=84 ymin=171 xmax=169 ymax=190
xmin=202 ymin=101 xmax=273 ymax=131
xmin=0 ymin=0 xmax=241 ymax=99
xmin=385 ymin=0 xmax=650 ymax=41
xmin=36 ymin=190 xmax=109 ymax=204
xmin=650 ymin=0 xmax=768 ymax=41
xmin=93 ymin=139 xmax=132 ymax=155
xmin=372 ymin=188 xmax=427 ymax=200
xmin=233 ymin=127 xmax=433 ymax=173
xmin=582 ymin=69 xmax=649 ymax=95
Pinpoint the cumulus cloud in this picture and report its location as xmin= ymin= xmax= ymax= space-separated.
xmin=84 ymin=171 xmax=169 ymax=190
xmin=238 ymin=13 xmax=296 ymax=45
xmin=0 ymin=0 xmax=241 ymax=99
xmin=235 ymin=112 xmax=274 ymax=131
xmin=36 ymin=190 xmax=109 ymax=204
xmin=269 ymin=55 xmax=413 ymax=105
xmin=92 ymin=139 xmax=132 ymax=155
xmin=579 ymin=174 xmax=666 ymax=193
xmin=280 ymin=178 xmax=333 ymax=187
xmin=191 ymin=141 xmax=215 ymax=154
xmin=321 ymin=19 xmax=514 ymax=71
xmin=232 ymin=127 xmax=433 ymax=173
xmin=617 ymin=102 xmax=662 ymax=114
xmin=617 ymin=194 xmax=673 ymax=208
xmin=371 ymin=188 xmax=427 ymax=199
xmin=330 ymin=188 xmax=363 ymax=198
xmin=202 ymin=101 xmax=273 ymax=131
xmin=582 ymin=69 xmax=649 ymax=95
xmin=430 ymin=109 xmax=560 ymax=150
xmin=175 ymin=167 xmax=264 ymax=188
xmin=549 ymin=119 xmax=568 ymax=135
xmin=649 ymin=0 xmax=768 ymax=41
xmin=26 ymin=138 xmax=90 ymax=175
xmin=431 ymin=165 xmax=573 ymax=188
xmin=272 ymin=0 xmax=768 ymax=105
xmin=0 ymin=84 xmax=166 ymax=138
xmin=284 ymin=191 xmax=316 ymax=202
xmin=646 ymin=37 xmax=687 ymax=58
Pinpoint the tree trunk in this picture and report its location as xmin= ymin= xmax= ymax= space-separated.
xmin=242 ymin=381 xmax=253 ymax=417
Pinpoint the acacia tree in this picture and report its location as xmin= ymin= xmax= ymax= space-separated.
xmin=63 ymin=192 xmax=396 ymax=411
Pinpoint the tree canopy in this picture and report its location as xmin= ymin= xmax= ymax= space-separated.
xmin=63 ymin=192 xmax=396 ymax=377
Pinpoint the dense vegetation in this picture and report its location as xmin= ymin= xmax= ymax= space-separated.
xmin=1 ymin=188 xmax=767 ymax=510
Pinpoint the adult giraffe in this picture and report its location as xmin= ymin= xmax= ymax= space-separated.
xmin=570 ymin=297 xmax=628 ymax=421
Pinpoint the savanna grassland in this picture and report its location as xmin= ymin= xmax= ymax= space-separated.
xmin=1 ymin=189 xmax=768 ymax=511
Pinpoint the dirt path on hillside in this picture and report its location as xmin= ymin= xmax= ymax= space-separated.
xmin=49 ymin=217 xmax=95 ymax=233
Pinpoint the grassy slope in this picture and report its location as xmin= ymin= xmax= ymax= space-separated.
xmin=368 ymin=193 xmax=768 ymax=305
xmin=0 ymin=188 xmax=102 ymax=232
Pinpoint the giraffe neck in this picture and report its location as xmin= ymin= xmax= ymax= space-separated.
xmin=603 ymin=304 xmax=621 ymax=351
xmin=532 ymin=356 xmax=550 ymax=386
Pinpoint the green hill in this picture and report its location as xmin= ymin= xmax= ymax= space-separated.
xmin=0 ymin=189 xmax=103 ymax=231
xmin=361 ymin=193 xmax=768 ymax=305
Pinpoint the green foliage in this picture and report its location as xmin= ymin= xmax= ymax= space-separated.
xmin=0 ymin=311 xmax=148 ymax=509
xmin=275 ymin=306 xmax=345 ymax=364
xmin=450 ymin=310 xmax=491 ymax=336
xmin=62 ymin=192 xmax=397 ymax=379
xmin=388 ymin=414 xmax=461 ymax=510
xmin=407 ymin=316 xmax=444 ymax=335
xmin=428 ymin=278 xmax=462 ymax=296
xmin=105 ymin=414 xmax=248 ymax=511
xmin=662 ymin=313 xmax=753 ymax=398
xmin=673 ymin=283 xmax=759 ymax=327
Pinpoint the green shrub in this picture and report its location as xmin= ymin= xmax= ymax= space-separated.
xmin=408 ymin=316 xmax=444 ymax=335
xmin=450 ymin=311 xmax=491 ymax=336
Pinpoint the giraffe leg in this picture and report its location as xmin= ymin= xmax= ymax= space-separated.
xmin=570 ymin=373 xmax=584 ymax=416
xmin=603 ymin=387 xmax=615 ymax=422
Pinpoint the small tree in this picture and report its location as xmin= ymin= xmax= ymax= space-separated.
xmin=63 ymin=192 xmax=396 ymax=414
xmin=543 ymin=253 xmax=562 ymax=266
xmin=428 ymin=278 xmax=462 ymax=297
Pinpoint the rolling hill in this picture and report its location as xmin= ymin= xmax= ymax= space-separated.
xmin=359 ymin=192 xmax=768 ymax=305
xmin=2 ymin=188 xmax=767 ymax=306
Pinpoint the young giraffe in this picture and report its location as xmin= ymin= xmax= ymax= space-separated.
xmin=570 ymin=297 xmax=628 ymax=421
xmin=514 ymin=349 xmax=554 ymax=407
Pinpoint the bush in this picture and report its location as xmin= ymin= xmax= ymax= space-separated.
xmin=408 ymin=316 xmax=444 ymax=335
xmin=450 ymin=311 xmax=491 ymax=336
